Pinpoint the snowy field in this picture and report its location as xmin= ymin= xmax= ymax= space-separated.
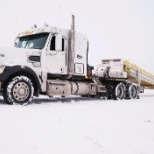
xmin=0 ymin=90 xmax=154 ymax=154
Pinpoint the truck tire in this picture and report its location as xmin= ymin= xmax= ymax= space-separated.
xmin=125 ymin=84 xmax=138 ymax=99
xmin=130 ymin=85 xmax=137 ymax=99
xmin=114 ymin=83 xmax=125 ymax=100
xmin=3 ymin=76 xmax=34 ymax=105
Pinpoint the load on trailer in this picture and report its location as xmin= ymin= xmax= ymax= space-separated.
xmin=0 ymin=15 xmax=153 ymax=105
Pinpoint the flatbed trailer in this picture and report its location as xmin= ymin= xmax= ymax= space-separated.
xmin=94 ymin=58 xmax=154 ymax=99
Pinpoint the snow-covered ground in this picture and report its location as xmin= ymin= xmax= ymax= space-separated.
xmin=0 ymin=90 xmax=154 ymax=154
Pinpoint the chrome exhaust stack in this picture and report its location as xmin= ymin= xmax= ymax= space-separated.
xmin=67 ymin=15 xmax=75 ymax=79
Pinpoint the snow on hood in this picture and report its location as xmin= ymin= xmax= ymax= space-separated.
xmin=0 ymin=47 xmax=40 ymax=66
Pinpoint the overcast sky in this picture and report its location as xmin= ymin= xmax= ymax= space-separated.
xmin=0 ymin=0 xmax=154 ymax=72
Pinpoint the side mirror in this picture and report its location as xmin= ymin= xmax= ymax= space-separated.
xmin=56 ymin=34 xmax=62 ymax=51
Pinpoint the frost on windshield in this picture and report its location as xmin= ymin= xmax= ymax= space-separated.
xmin=15 ymin=33 xmax=49 ymax=49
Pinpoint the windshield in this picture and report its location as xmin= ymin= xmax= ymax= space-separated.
xmin=15 ymin=33 xmax=49 ymax=49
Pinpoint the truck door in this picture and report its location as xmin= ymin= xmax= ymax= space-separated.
xmin=46 ymin=34 xmax=67 ymax=74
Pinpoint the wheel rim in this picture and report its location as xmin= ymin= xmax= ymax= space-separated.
xmin=117 ymin=88 xmax=122 ymax=96
xmin=115 ymin=83 xmax=125 ymax=99
xmin=13 ymin=82 xmax=30 ymax=102
xmin=131 ymin=85 xmax=137 ymax=98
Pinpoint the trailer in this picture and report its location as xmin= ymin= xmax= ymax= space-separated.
xmin=94 ymin=58 xmax=154 ymax=99
xmin=0 ymin=15 xmax=153 ymax=105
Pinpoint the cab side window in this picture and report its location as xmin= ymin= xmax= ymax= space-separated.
xmin=50 ymin=36 xmax=56 ymax=50
xmin=50 ymin=35 xmax=66 ymax=51
xmin=62 ymin=38 xmax=65 ymax=51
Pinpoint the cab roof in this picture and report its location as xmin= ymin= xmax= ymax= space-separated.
xmin=17 ymin=26 xmax=69 ymax=38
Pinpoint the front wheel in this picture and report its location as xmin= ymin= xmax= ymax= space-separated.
xmin=3 ymin=76 xmax=34 ymax=105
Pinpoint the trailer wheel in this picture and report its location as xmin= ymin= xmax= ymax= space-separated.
xmin=114 ymin=83 xmax=125 ymax=100
xmin=3 ymin=76 xmax=34 ymax=105
xmin=130 ymin=85 xmax=137 ymax=99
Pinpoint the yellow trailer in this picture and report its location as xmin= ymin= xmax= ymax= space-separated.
xmin=124 ymin=60 xmax=154 ymax=88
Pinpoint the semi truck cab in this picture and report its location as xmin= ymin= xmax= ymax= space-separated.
xmin=14 ymin=26 xmax=88 ymax=76
xmin=0 ymin=16 xmax=98 ymax=105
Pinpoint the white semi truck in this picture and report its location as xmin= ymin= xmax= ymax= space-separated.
xmin=0 ymin=15 xmax=153 ymax=105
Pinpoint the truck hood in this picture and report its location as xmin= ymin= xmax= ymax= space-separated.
xmin=0 ymin=47 xmax=41 ymax=66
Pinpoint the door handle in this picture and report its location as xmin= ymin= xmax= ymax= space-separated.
xmin=48 ymin=51 xmax=57 ymax=56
